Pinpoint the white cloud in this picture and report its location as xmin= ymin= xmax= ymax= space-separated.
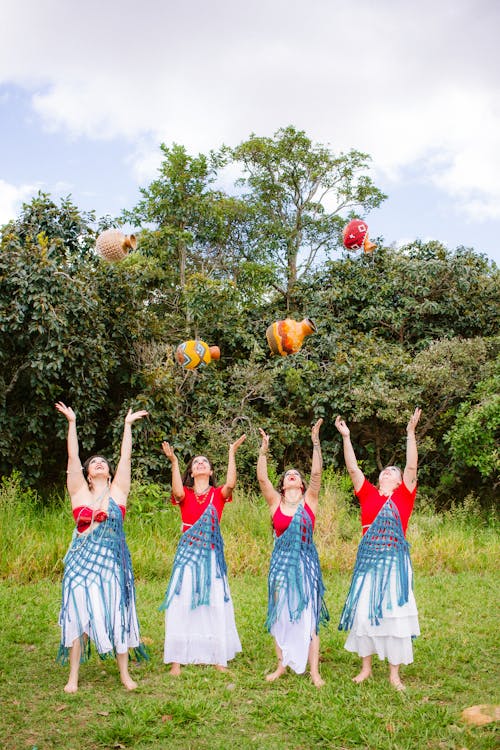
xmin=0 ymin=179 xmax=40 ymax=226
xmin=0 ymin=0 xmax=499 ymax=220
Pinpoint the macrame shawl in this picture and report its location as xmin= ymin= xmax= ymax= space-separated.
xmin=57 ymin=498 xmax=148 ymax=665
xmin=338 ymin=497 xmax=411 ymax=631
xmin=266 ymin=504 xmax=329 ymax=634
xmin=160 ymin=500 xmax=229 ymax=611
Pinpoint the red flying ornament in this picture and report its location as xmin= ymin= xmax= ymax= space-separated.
xmin=342 ymin=219 xmax=376 ymax=253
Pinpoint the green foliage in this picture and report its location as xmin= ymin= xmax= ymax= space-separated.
xmin=1 ymin=130 xmax=499 ymax=509
xmin=227 ymin=125 xmax=386 ymax=308
xmin=445 ymin=367 xmax=500 ymax=480
xmin=0 ymin=196 xmax=156 ymax=484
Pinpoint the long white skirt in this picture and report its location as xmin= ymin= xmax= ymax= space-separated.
xmin=60 ymin=573 xmax=141 ymax=655
xmin=344 ymin=566 xmax=420 ymax=665
xmin=164 ymin=551 xmax=241 ymax=666
xmin=270 ymin=602 xmax=315 ymax=674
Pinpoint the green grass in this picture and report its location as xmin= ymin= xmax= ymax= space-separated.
xmin=0 ymin=573 xmax=499 ymax=750
xmin=0 ymin=474 xmax=499 ymax=749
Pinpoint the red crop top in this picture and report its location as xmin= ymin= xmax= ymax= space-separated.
xmin=72 ymin=504 xmax=126 ymax=533
xmin=272 ymin=503 xmax=315 ymax=537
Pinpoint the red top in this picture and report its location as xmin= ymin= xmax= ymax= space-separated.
xmin=356 ymin=478 xmax=416 ymax=536
xmin=171 ymin=486 xmax=231 ymax=533
xmin=272 ymin=503 xmax=315 ymax=537
xmin=72 ymin=504 xmax=126 ymax=533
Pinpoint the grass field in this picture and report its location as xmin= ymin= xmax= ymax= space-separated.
xmin=0 ymin=474 xmax=498 ymax=749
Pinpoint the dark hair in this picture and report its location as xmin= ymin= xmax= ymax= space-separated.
xmin=82 ymin=455 xmax=115 ymax=482
xmin=181 ymin=455 xmax=217 ymax=488
xmin=276 ymin=468 xmax=307 ymax=495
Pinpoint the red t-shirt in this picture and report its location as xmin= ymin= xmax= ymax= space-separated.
xmin=171 ymin=486 xmax=231 ymax=533
xmin=272 ymin=503 xmax=315 ymax=537
xmin=356 ymin=478 xmax=416 ymax=536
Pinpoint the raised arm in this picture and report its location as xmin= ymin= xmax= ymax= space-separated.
xmin=162 ymin=441 xmax=185 ymax=502
xmin=335 ymin=416 xmax=365 ymax=493
xmin=55 ymin=401 xmax=87 ymax=499
xmin=221 ymin=434 xmax=247 ymax=499
xmin=112 ymin=408 xmax=149 ymax=504
xmin=305 ymin=418 xmax=323 ymax=512
xmin=403 ymin=407 xmax=421 ymax=490
xmin=257 ymin=428 xmax=280 ymax=509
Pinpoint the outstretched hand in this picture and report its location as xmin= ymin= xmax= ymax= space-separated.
xmin=124 ymin=408 xmax=149 ymax=425
xmin=55 ymin=401 xmax=76 ymax=423
xmin=335 ymin=415 xmax=350 ymax=437
xmin=258 ymin=427 xmax=270 ymax=454
xmin=311 ymin=418 xmax=323 ymax=444
xmin=407 ymin=407 xmax=422 ymax=433
xmin=230 ymin=434 xmax=247 ymax=453
xmin=161 ymin=441 xmax=176 ymax=462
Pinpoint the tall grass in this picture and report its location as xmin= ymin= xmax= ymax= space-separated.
xmin=0 ymin=472 xmax=498 ymax=582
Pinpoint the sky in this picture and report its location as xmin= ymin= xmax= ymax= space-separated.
xmin=1 ymin=0 xmax=499 ymax=265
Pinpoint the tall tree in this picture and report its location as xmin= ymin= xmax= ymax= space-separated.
xmin=124 ymin=144 xmax=249 ymax=288
xmin=227 ymin=125 xmax=386 ymax=310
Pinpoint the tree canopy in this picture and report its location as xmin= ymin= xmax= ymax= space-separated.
xmin=0 ymin=130 xmax=498 ymax=508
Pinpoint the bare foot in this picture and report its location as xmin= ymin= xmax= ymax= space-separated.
xmin=121 ymin=675 xmax=138 ymax=691
xmin=310 ymin=673 xmax=325 ymax=688
xmin=266 ymin=665 xmax=286 ymax=682
xmin=353 ymin=669 xmax=372 ymax=684
xmin=170 ymin=663 xmax=181 ymax=677
xmin=64 ymin=680 xmax=78 ymax=694
xmin=215 ymin=665 xmax=228 ymax=673
xmin=390 ymin=677 xmax=406 ymax=691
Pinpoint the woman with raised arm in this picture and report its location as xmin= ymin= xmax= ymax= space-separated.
xmin=55 ymin=401 xmax=149 ymax=693
xmin=257 ymin=419 xmax=329 ymax=688
xmin=160 ymin=435 xmax=246 ymax=676
xmin=335 ymin=408 xmax=422 ymax=690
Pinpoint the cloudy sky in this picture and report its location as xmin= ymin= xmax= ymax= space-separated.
xmin=1 ymin=0 xmax=499 ymax=264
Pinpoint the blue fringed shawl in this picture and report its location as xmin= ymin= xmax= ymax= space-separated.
xmin=160 ymin=501 xmax=229 ymax=611
xmin=266 ymin=504 xmax=329 ymax=634
xmin=338 ymin=497 xmax=411 ymax=631
xmin=57 ymin=498 xmax=148 ymax=665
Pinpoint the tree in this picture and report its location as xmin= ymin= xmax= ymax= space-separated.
xmin=0 ymin=196 xmax=153 ymax=486
xmin=445 ymin=366 xmax=500 ymax=486
xmin=315 ymin=241 xmax=500 ymax=351
xmin=124 ymin=143 xmax=250 ymax=291
xmin=227 ymin=125 xmax=386 ymax=310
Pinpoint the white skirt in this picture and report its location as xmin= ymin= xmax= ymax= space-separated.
xmin=164 ymin=550 xmax=241 ymax=666
xmin=270 ymin=602 xmax=315 ymax=674
xmin=344 ymin=566 xmax=420 ymax=665
xmin=60 ymin=574 xmax=141 ymax=655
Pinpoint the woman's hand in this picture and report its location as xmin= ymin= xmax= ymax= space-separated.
xmin=335 ymin=415 xmax=350 ymax=437
xmin=55 ymin=402 xmax=76 ymax=423
xmin=124 ymin=408 xmax=149 ymax=425
xmin=407 ymin=407 xmax=422 ymax=434
xmin=161 ymin=441 xmax=176 ymax=462
xmin=311 ymin=418 xmax=323 ymax=444
xmin=230 ymin=434 xmax=247 ymax=453
xmin=258 ymin=428 xmax=270 ymax=455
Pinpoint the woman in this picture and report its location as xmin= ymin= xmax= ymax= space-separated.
xmin=160 ymin=435 xmax=246 ymax=676
xmin=55 ymin=401 xmax=149 ymax=693
xmin=257 ymin=419 xmax=329 ymax=688
xmin=335 ymin=408 xmax=422 ymax=690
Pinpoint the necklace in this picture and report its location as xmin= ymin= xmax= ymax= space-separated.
xmin=281 ymin=493 xmax=304 ymax=507
xmin=194 ymin=486 xmax=211 ymax=504
xmin=90 ymin=486 xmax=109 ymax=507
